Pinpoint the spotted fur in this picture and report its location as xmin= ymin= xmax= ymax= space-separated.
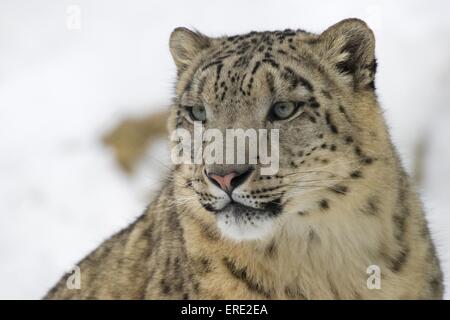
xmin=45 ymin=19 xmax=443 ymax=300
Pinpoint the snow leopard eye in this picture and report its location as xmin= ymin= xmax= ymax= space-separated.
xmin=268 ymin=101 xmax=303 ymax=121
xmin=185 ymin=106 xmax=206 ymax=122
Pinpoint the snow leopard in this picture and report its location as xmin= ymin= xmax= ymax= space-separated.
xmin=45 ymin=18 xmax=443 ymax=299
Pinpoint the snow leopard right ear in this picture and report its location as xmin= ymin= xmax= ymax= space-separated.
xmin=315 ymin=19 xmax=377 ymax=91
xmin=169 ymin=27 xmax=211 ymax=73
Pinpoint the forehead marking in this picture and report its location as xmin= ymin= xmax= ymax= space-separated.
xmin=282 ymin=66 xmax=314 ymax=92
xmin=189 ymin=31 xmax=325 ymax=103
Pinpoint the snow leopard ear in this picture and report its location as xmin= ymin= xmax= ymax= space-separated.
xmin=316 ymin=18 xmax=377 ymax=91
xmin=169 ymin=27 xmax=211 ymax=73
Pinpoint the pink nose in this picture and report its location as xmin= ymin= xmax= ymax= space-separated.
xmin=207 ymin=172 xmax=237 ymax=192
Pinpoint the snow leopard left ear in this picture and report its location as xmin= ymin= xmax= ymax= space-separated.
xmin=316 ymin=18 xmax=377 ymax=91
xmin=169 ymin=27 xmax=211 ymax=74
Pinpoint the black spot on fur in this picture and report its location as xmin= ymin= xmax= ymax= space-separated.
xmin=197 ymin=257 xmax=213 ymax=274
xmin=186 ymin=212 xmax=220 ymax=241
xmin=367 ymin=59 xmax=378 ymax=90
xmin=330 ymin=184 xmax=348 ymax=195
xmin=429 ymin=274 xmax=444 ymax=297
xmin=282 ymin=67 xmax=314 ymax=92
xmin=361 ymin=197 xmax=379 ymax=216
xmin=319 ymin=199 xmax=329 ymax=210
xmin=339 ymin=105 xmax=352 ymax=123
xmin=362 ymin=157 xmax=374 ymax=165
xmin=201 ymin=60 xmax=223 ymax=71
xmin=160 ymin=278 xmax=171 ymax=295
xmin=251 ymin=61 xmax=261 ymax=75
xmin=325 ymin=112 xmax=338 ymax=134
xmin=266 ymin=73 xmax=275 ymax=94
xmin=262 ymin=58 xmax=279 ymax=69
xmin=263 ymin=197 xmax=283 ymax=216
xmin=265 ymin=241 xmax=277 ymax=257
xmin=392 ymin=176 xmax=411 ymax=242
xmin=321 ymin=90 xmax=332 ymax=99
xmin=350 ymin=170 xmax=362 ymax=178
xmin=308 ymin=97 xmax=320 ymax=108
xmin=308 ymin=115 xmax=317 ymax=123
xmin=308 ymin=229 xmax=317 ymax=242
xmin=223 ymin=257 xmax=271 ymax=298
xmin=388 ymin=246 xmax=410 ymax=273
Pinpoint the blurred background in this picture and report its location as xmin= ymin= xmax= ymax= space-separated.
xmin=0 ymin=0 xmax=449 ymax=299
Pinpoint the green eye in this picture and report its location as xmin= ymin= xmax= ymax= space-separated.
xmin=186 ymin=106 xmax=206 ymax=122
xmin=269 ymin=101 xmax=299 ymax=121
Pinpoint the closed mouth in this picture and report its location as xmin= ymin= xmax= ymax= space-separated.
xmin=212 ymin=199 xmax=283 ymax=217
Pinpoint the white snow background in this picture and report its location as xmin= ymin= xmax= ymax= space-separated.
xmin=0 ymin=0 xmax=449 ymax=299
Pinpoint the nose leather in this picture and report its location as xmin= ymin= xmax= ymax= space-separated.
xmin=207 ymin=172 xmax=237 ymax=192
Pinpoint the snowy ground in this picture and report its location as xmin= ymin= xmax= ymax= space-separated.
xmin=0 ymin=0 xmax=449 ymax=299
